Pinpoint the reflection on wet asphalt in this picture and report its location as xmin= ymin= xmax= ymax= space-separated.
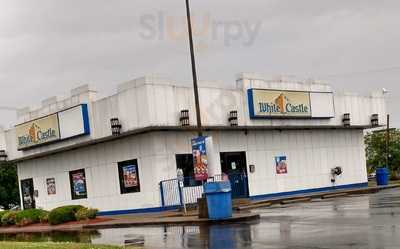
xmin=91 ymin=188 xmax=400 ymax=249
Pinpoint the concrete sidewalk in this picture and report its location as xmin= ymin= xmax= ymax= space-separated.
xmin=236 ymin=183 xmax=400 ymax=210
xmin=0 ymin=212 xmax=259 ymax=234
xmin=84 ymin=212 xmax=259 ymax=229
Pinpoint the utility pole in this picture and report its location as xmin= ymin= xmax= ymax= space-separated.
xmin=185 ymin=0 xmax=202 ymax=136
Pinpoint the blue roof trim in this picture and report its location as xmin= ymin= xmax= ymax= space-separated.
xmin=98 ymin=205 xmax=179 ymax=216
xmin=81 ymin=104 xmax=90 ymax=135
xmin=247 ymin=89 xmax=256 ymax=119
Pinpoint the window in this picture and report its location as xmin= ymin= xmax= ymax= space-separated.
xmin=69 ymin=169 xmax=88 ymax=200
xmin=118 ymin=159 xmax=141 ymax=194
xmin=21 ymin=178 xmax=35 ymax=209
xmin=175 ymin=154 xmax=202 ymax=187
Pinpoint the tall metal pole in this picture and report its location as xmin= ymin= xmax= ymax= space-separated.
xmin=185 ymin=0 xmax=203 ymax=136
xmin=386 ymin=114 xmax=390 ymax=168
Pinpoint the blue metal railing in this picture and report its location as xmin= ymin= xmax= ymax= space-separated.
xmin=159 ymin=174 xmax=229 ymax=208
xmin=159 ymin=178 xmax=181 ymax=207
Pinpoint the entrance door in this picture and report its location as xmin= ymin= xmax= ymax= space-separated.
xmin=21 ymin=178 xmax=35 ymax=209
xmin=220 ymin=152 xmax=249 ymax=199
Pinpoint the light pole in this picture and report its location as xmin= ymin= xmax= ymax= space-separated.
xmin=386 ymin=114 xmax=390 ymax=169
xmin=185 ymin=0 xmax=202 ymax=136
xmin=382 ymin=88 xmax=390 ymax=169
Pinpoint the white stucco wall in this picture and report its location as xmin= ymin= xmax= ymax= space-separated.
xmin=4 ymin=75 xmax=386 ymax=161
xmin=159 ymin=129 xmax=367 ymax=198
xmin=6 ymin=74 xmax=379 ymax=212
xmin=244 ymin=129 xmax=367 ymax=197
xmin=18 ymin=129 xmax=367 ymax=212
xmin=17 ymin=133 xmax=167 ymax=211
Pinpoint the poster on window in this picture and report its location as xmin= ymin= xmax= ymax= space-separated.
xmin=122 ymin=165 xmax=138 ymax=188
xmin=191 ymin=136 xmax=208 ymax=181
xmin=46 ymin=178 xmax=56 ymax=195
xmin=71 ymin=170 xmax=87 ymax=197
xmin=275 ymin=156 xmax=288 ymax=174
xmin=118 ymin=159 xmax=141 ymax=194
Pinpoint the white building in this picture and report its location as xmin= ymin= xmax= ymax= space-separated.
xmin=0 ymin=73 xmax=386 ymax=215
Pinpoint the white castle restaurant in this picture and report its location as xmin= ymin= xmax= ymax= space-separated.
xmin=0 ymin=73 xmax=386 ymax=215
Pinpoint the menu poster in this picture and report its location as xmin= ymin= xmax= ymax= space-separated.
xmin=118 ymin=159 xmax=141 ymax=194
xmin=46 ymin=178 xmax=56 ymax=195
xmin=191 ymin=136 xmax=208 ymax=181
xmin=122 ymin=165 xmax=138 ymax=188
xmin=70 ymin=169 xmax=87 ymax=199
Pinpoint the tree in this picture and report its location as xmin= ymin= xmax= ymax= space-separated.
xmin=0 ymin=162 xmax=20 ymax=209
xmin=365 ymin=129 xmax=400 ymax=176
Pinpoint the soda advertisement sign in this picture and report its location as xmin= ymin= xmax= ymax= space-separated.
xmin=16 ymin=114 xmax=60 ymax=150
xmin=191 ymin=136 xmax=208 ymax=181
xmin=248 ymin=89 xmax=312 ymax=118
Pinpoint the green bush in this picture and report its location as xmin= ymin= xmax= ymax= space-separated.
xmin=39 ymin=212 xmax=49 ymax=223
xmin=15 ymin=209 xmax=49 ymax=227
xmin=0 ymin=211 xmax=8 ymax=222
xmin=75 ymin=207 xmax=99 ymax=221
xmin=0 ymin=206 xmax=98 ymax=226
xmin=48 ymin=205 xmax=84 ymax=225
xmin=1 ymin=211 xmax=17 ymax=226
xmin=86 ymin=208 xmax=98 ymax=220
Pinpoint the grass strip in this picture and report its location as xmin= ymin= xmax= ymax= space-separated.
xmin=0 ymin=242 xmax=123 ymax=249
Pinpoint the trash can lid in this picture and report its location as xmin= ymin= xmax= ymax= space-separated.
xmin=376 ymin=167 xmax=389 ymax=173
xmin=203 ymin=181 xmax=231 ymax=193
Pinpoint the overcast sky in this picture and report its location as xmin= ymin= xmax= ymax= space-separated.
xmin=0 ymin=0 xmax=399 ymax=128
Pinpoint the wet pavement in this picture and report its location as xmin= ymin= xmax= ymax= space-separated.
xmin=2 ymin=188 xmax=400 ymax=248
xmin=93 ymin=188 xmax=400 ymax=249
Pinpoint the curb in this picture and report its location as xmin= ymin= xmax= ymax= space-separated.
xmin=237 ymin=202 xmax=272 ymax=211
xmin=0 ymin=213 xmax=260 ymax=234
xmin=83 ymin=213 xmax=260 ymax=229
xmin=321 ymin=193 xmax=349 ymax=199
xmin=281 ymin=197 xmax=311 ymax=205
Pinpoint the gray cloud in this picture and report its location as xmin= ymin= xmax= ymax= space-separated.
xmin=0 ymin=0 xmax=399 ymax=127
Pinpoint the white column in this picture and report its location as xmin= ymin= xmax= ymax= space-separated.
xmin=205 ymin=136 xmax=221 ymax=177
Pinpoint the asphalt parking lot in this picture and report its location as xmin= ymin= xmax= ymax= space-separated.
xmin=251 ymin=188 xmax=400 ymax=249
xmin=92 ymin=187 xmax=400 ymax=249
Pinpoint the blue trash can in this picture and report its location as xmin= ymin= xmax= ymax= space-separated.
xmin=203 ymin=181 xmax=232 ymax=220
xmin=376 ymin=167 xmax=389 ymax=186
